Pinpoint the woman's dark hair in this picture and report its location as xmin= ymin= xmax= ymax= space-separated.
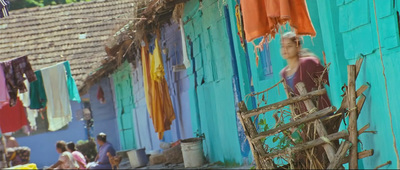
xmin=97 ymin=133 xmax=107 ymax=142
xmin=56 ymin=141 xmax=67 ymax=152
xmin=67 ymin=142 xmax=77 ymax=151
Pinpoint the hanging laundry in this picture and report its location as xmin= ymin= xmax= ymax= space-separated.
xmin=148 ymin=36 xmax=176 ymax=140
xmin=41 ymin=63 xmax=72 ymax=131
xmin=0 ymin=0 xmax=9 ymax=18
xmin=18 ymin=79 xmax=30 ymax=107
xmin=64 ymin=61 xmax=81 ymax=103
xmin=29 ymin=71 xmax=47 ymax=109
xmin=0 ymin=64 xmax=9 ymax=108
xmin=179 ymin=18 xmax=191 ymax=68
xmin=2 ymin=56 xmax=37 ymax=106
xmin=0 ymin=99 xmax=28 ymax=133
xmin=97 ymin=86 xmax=105 ymax=104
xmin=240 ymin=0 xmax=316 ymax=42
xmin=141 ymin=37 xmax=153 ymax=117
xmin=17 ymin=79 xmax=38 ymax=131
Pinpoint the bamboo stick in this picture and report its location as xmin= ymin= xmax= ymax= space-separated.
xmin=295 ymin=82 xmax=337 ymax=163
xmin=238 ymin=102 xmax=275 ymax=169
xmin=243 ymin=89 xmax=327 ymax=118
xmin=357 ymin=94 xmax=366 ymax=118
xmin=356 ymin=57 xmax=364 ymax=79
xmin=374 ymin=161 xmax=392 ymax=169
xmin=327 ymin=141 xmax=352 ymax=169
xmin=252 ymin=106 xmax=336 ymax=142
xmin=358 ymin=124 xmax=370 ymax=135
xmin=262 ymin=130 xmax=349 ymax=160
xmin=356 ymin=84 xmax=369 ymax=98
xmin=348 ymin=65 xmax=358 ymax=169
xmin=341 ymin=149 xmax=374 ymax=164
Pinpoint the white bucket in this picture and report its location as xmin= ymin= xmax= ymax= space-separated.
xmin=181 ymin=138 xmax=204 ymax=168
xmin=127 ymin=148 xmax=148 ymax=168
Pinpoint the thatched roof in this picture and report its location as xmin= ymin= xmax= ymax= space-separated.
xmin=0 ymin=0 xmax=136 ymax=95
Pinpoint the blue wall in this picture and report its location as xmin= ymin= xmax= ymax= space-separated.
xmin=89 ymin=77 xmax=121 ymax=151
xmin=16 ymin=101 xmax=86 ymax=168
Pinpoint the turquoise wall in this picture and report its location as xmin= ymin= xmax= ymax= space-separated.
xmin=333 ymin=0 xmax=400 ymax=168
xmin=230 ymin=0 xmax=400 ymax=168
xmin=183 ymin=0 xmax=243 ymax=165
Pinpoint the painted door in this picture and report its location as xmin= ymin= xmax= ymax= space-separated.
xmin=113 ymin=62 xmax=136 ymax=150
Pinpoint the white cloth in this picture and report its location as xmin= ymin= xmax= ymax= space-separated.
xmin=180 ymin=18 xmax=191 ymax=68
xmin=41 ymin=63 xmax=72 ymax=131
xmin=58 ymin=151 xmax=79 ymax=169
xmin=18 ymin=79 xmax=30 ymax=107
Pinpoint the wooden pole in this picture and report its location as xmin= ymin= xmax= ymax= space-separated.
xmin=355 ymin=57 xmax=364 ymax=79
xmin=295 ymin=82 xmax=337 ymax=163
xmin=243 ymin=89 xmax=327 ymax=118
xmin=252 ymin=106 xmax=336 ymax=142
xmin=341 ymin=149 xmax=374 ymax=165
xmin=358 ymin=124 xmax=370 ymax=135
xmin=262 ymin=130 xmax=349 ymax=160
xmin=327 ymin=141 xmax=352 ymax=169
xmin=238 ymin=102 xmax=275 ymax=169
xmin=348 ymin=65 xmax=358 ymax=169
xmin=357 ymin=94 xmax=366 ymax=118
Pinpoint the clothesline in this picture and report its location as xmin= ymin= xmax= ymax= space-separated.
xmin=0 ymin=56 xmax=81 ymax=135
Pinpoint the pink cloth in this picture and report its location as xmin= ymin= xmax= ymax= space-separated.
xmin=0 ymin=64 xmax=9 ymax=108
xmin=72 ymin=151 xmax=86 ymax=169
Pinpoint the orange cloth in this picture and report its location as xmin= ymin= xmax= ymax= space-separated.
xmin=240 ymin=0 xmax=316 ymax=42
xmin=141 ymin=37 xmax=176 ymax=140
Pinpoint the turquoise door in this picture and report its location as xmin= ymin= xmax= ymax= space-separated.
xmin=113 ymin=62 xmax=136 ymax=150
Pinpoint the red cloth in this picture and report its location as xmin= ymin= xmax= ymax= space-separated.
xmin=97 ymin=86 xmax=105 ymax=104
xmin=0 ymin=99 xmax=28 ymax=133
xmin=240 ymin=0 xmax=316 ymax=42
xmin=280 ymin=57 xmax=331 ymax=114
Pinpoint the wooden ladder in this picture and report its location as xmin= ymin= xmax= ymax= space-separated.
xmin=237 ymin=60 xmax=373 ymax=169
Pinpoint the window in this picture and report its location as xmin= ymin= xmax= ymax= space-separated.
xmin=255 ymin=38 xmax=273 ymax=80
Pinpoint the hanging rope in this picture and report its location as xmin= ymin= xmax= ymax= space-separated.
xmin=372 ymin=0 xmax=400 ymax=168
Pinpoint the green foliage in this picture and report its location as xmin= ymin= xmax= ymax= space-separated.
xmin=9 ymin=0 xmax=91 ymax=11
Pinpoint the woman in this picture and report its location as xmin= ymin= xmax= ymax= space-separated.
xmin=279 ymin=32 xmax=339 ymax=168
xmin=279 ymin=31 xmax=331 ymax=114
xmin=48 ymin=141 xmax=79 ymax=169
xmin=67 ymin=142 xmax=87 ymax=169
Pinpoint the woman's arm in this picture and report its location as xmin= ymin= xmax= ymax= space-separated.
xmin=77 ymin=160 xmax=86 ymax=168
xmin=48 ymin=160 xmax=63 ymax=169
xmin=94 ymin=154 xmax=99 ymax=162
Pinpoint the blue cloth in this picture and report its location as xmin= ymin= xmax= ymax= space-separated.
xmin=286 ymin=74 xmax=295 ymax=90
xmin=63 ymin=61 xmax=81 ymax=103
xmin=87 ymin=142 xmax=115 ymax=169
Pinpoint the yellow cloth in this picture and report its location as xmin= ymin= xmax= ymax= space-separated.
xmin=141 ymin=36 xmax=176 ymax=140
xmin=7 ymin=163 xmax=38 ymax=169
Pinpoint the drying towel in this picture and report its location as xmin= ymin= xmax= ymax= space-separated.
xmin=64 ymin=61 xmax=81 ymax=103
xmin=29 ymin=71 xmax=47 ymax=109
xmin=0 ymin=64 xmax=9 ymax=108
xmin=0 ymin=99 xmax=28 ymax=133
xmin=240 ymin=0 xmax=316 ymax=42
xmin=41 ymin=63 xmax=72 ymax=131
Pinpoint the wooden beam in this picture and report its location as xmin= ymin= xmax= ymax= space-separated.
xmin=341 ymin=149 xmax=374 ymax=164
xmin=262 ymin=130 xmax=349 ymax=160
xmin=252 ymin=106 xmax=336 ymax=142
xmin=358 ymin=124 xmax=370 ymax=135
xmin=243 ymin=89 xmax=327 ymax=118
xmin=327 ymin=141 xmax=352 ymax=169
xmin=295 ymin=82 xmax=338 ymax=163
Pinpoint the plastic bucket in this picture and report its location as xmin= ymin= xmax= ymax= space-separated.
xmin=127 ymin=148 xmax=148 ymax=168
xmin=181 ymin=138 xmax=204 ymax=168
